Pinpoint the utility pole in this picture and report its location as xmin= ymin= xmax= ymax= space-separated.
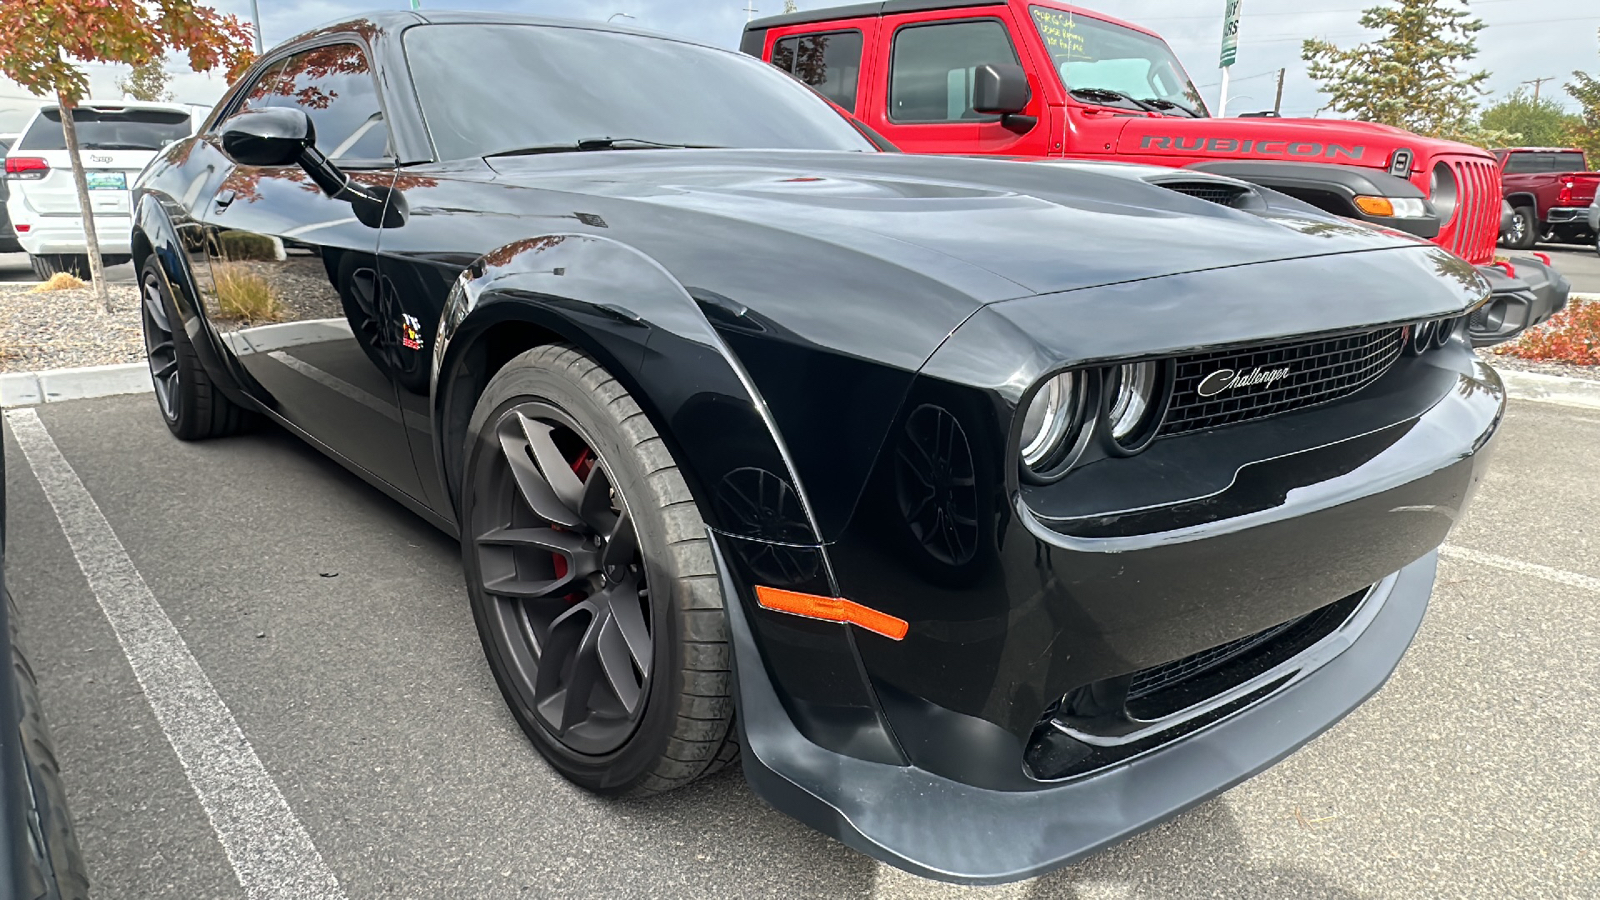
xmin=1521 ymin=76 xmax=1554 ymax=101
xmin=249 ymin=0 xmax=263 ymax=53
xmin=744 ymin=1 xmax=758 ymax=21
xmin=1273 ymin=67 xmax=1285 ymax=116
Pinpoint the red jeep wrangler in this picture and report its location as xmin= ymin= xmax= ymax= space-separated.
xmin=1494 ymin=148 xmax=1599 ymax=249
xmin=743 ymin=0 xmax=1569 ymax=345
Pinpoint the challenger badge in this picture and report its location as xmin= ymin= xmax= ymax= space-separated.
xmin=1196 ymin=365 xmax=1291 ymax=398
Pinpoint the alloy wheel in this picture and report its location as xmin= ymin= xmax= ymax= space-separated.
xmin=140 ymin=270 xmax=180 ymax=422
xmin=471 ymin=402 xmax=653 ymax=756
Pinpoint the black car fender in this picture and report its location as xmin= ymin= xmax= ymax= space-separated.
xmin=431 ymin=232 xmax=825 ymax=548
xmin=131 ymin=194 xmax=257 ymax=408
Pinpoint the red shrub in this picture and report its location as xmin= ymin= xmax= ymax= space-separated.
xmin=1494 ymin=299 xmax=1600 ymax=366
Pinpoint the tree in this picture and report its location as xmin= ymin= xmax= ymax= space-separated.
xmin=784 ymin=0 xmax=799 ymax=12
xmin=0 ymin=0 xmax=254 ymax=311
xmin=118 ymin=58 xmax=174 ymax=102
xmin=1303 ymin=0 xmax=1501 ymax=146
xmin=1479 ymin=89 xmax=1581 ymax=148
xmin=1566 ymin=30 xmax=1600 ymax=163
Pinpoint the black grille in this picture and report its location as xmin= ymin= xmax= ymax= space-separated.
xmin=1160 ymin=328 xmax=1403 ymax=437
xmin=1128 ymin=618 xmax=1302 ymax=701
xmin=1156 ymin=181 xmax=1251 ymax=207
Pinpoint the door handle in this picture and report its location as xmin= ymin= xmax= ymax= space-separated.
xmin=214 ymin=189 xmax=236 ymax=211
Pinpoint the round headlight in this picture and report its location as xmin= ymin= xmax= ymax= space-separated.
xmin=1429 ymin=162 xmax=1458 ymax=226
xmin=1019 ymin=371 xmax=1080 ymax=469
xmin=1432 ymin=316 xmax=1458 ymax=349
xmin=1103 ymin=361 xmax=1166 ymax=454
xmin=1408 ymin=320 xmax=1437 ymax=355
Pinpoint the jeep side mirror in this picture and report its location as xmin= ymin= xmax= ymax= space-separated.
xmin=972 ymin=63 xmax=1031 ymax=116
xmin=219 ymin=108 xmax=314 ymax=167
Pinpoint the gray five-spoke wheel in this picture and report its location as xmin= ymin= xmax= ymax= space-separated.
xmin=471 ymin=402 xmax=653 ymax=756
xmin=140 ymin=270 xmax=179 ymax=422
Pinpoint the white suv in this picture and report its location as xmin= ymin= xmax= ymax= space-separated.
xmin=4 ymin=102 xmax=193 ymax=280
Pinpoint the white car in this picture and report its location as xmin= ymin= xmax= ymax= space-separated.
xmin=4 ymin=102 xmax=194 ymax=280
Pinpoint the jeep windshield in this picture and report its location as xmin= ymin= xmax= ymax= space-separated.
xmin=19 ymin=108 xmax=192 ymax=151
xmin=1030 ymin=6 xmax=1209 ymax=118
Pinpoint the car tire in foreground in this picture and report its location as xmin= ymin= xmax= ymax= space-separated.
xmin=28 ymin=254 xmax=90 ymax=282
xmin=461 ymin=344 xmax=738 ymax=796
xmin=8 ymin=591 xmax=91 ymax=900
xmin=138 ymin=257 xmax=254 ymax=440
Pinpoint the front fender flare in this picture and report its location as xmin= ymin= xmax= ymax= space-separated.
xmin=430 ymin=232 xmax=827 ymax=550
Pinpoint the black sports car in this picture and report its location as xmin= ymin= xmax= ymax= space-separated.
xmin=131 ymin=12 xmax=1503 ymax=884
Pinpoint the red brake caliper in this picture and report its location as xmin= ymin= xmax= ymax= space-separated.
xmin=551 ymin=449 xmax=595 ymax=601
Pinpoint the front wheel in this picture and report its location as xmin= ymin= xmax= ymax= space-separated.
xmin=138 ymin=257 xmax=254 ymax=439
xmin=461 ymin=344 xmax=737 ymax=796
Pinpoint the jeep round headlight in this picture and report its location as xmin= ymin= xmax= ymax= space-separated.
xmin=1429 ymin=162 xmax=1458 ymax=226
xmin=1019 ymin=371 xmax=1081 ymax=470
xmin=1104 ymin=361 xmax=1167 ymax=454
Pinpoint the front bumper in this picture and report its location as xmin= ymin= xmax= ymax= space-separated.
xmin=724 ymin=344 xmax=1502 ymax=882
xmin=1471 ymin=256 xmax=1570 ymax=347
xmin=727 ymin=541 xmax=1434 ymax=884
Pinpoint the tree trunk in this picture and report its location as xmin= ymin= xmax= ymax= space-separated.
xmin=56 ymin=90 xmax=111 ymax=312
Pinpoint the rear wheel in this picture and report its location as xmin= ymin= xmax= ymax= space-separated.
xmin=138 ymin=257 xmax=254 ymax=440
xmin=461 ymin=344 xmax=737 ymax=796
xmin=1504 ymin=207 xmax=1538 ymax=250
xmin=28 ymin=253 xmax=90 ymax=281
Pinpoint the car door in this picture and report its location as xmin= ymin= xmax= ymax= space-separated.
xmin=203 ymin=41 xmax=423 ymax=499
xmin=862 ymin=8 xmax=1053 ymax=156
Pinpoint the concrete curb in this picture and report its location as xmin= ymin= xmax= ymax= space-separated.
xmin=0 ymin=363 xmax=152 ymax=409
xmin=1495 ymin=368 xmax=1600 ymax=411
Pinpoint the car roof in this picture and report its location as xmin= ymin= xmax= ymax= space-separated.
xmin=286 ymin=9 xmax=723 ymax=52
xmin=745 ymin=0 xmax=1162 ymax=40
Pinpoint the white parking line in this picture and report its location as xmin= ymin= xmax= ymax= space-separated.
xmin=1440 ymin=544 xmax=1600 ymax=595
xmin=3 ymin=407 xmax=346 ymax=900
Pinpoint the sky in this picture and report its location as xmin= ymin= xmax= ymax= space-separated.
xmin=1 ymin=0 xmax=1596 ymax=134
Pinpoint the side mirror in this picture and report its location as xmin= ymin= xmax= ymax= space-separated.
xmin=219 ymin=108 xmax=314 ymax=167
xmin=972 ymin=63 xmax=1031 ymax=116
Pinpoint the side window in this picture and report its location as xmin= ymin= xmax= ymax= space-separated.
xmin=769 ymin=31 xmax=865 ymax=113
xmin=233 ymin=59 xmax=290 ymax=116
xmin=264 ymin=44 xmax=392 ymax=161
xmin=889 ymin=20 xmax=1019 ymax=123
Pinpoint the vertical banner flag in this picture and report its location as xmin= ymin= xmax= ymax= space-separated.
xmin=1220 ymin=0 xmax=1243 ymax=68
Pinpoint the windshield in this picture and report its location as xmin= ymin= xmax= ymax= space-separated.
xmin=19 ymin=108 xmax=192 ymax=151
xmin=404 ymin=24 xmax=876 ymax=161
xmin=1030 ymin=7 xmax=1208 ymax=117
xmin=1502 ymin=151 xmax=1588 ymax=174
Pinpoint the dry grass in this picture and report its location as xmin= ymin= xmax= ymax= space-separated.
xmin=28 ymin=272 xmax=88 ymax=293
xmin=213 ymin=262 xmax=282 ymax=324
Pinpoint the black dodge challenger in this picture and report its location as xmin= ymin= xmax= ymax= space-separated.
xmin=131 ymin=11 xmax=1504 ymax=884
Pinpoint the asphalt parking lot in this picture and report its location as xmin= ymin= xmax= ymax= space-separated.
xmin=3 ymin=383 xmax=1599 ymax=898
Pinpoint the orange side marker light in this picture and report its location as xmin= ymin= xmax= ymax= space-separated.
xmin=754 ymin=586 xmax=909 ymax=641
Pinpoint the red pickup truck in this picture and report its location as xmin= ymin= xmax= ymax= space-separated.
xmin=1495 ymin=148 xmax=1599 ymax=249
xmin=743 ymin=0 xmax=1569 ymax=345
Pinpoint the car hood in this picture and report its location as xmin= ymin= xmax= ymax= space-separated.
xmin=484 ymin=149 xmax=1429 ymax=298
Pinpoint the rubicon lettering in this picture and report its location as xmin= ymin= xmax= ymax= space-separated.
xmin=1196 ymin=366 xmax=1292 ymax=397
xmin=1139 ymin=135 xmax=1365 ymax=161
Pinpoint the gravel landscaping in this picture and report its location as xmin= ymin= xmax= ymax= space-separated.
xmin=0 ymin=284 xmax=145 ymax=374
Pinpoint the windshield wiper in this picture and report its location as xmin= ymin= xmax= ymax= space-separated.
xmin=486 ymin=137 xmax=720 ymax=158
xmin=1069 ymin=88 xmax=1166 ymax=115
xmin=1139 ymin=98 xmax=1203 ymax=118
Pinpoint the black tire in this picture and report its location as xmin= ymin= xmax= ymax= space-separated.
xmin=9 ymin=591 xmax=92 ymax=900
xmin=138 ymin=257 xmax=254 ymax=440
xmin=28 ymin=254 xmax=89 ymax=281
xmin=1504 ymin=207 xmax=1539 ymax=250
xmin=461 ymin=344 xmax=737 ymax=796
